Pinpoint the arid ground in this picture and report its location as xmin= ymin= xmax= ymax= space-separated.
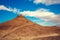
xmin=0 ymin=15 xmax=60 ymax=40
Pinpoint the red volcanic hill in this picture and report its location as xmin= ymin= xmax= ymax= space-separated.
xmin=0 ymin=15 xmax=60 ymax=40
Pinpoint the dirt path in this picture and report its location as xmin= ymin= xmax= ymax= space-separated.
xmin=0 ymin=22 xmax=60 ymax=40
xmin=21 ymin=33 xmax=59 ymax=40
xmin=0 ymin=23 xmax=33 ymax=39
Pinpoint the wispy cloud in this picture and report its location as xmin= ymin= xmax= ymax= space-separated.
xmin=33 ymin=0 xmax=60 ymax=5
xmin=0 ymin=5 xmax=60 ymax=26
xmin=20 ymin=8 xmax=60 ymax=26
xmin=0 ymin=5 xmax=19 ymax=13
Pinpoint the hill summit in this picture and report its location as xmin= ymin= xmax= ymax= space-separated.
xmin=0 ymin=15 xmax=60 ymax=40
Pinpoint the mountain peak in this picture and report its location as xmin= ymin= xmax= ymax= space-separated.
xmin=0 ymin=15 xmax=60 ymax=40
xmin=0 ymin=15 xmax=39 ymax=30
xmin=17 ymin=15 xmax=25 ymax=18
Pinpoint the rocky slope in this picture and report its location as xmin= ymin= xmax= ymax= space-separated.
xmin=0 ymin=15 xmax=60 ymax=40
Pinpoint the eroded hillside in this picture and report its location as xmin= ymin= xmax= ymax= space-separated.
xmin=0 ymin=15 xmax=60 ymax=40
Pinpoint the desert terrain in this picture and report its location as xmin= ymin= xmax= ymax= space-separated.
xmin=0 ymin=15 xmax=60 ymax=40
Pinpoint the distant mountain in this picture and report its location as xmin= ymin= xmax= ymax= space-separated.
xmin=0 ymin=15 xmax=60 ymax=40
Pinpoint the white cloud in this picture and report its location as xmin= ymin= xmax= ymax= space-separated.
xmin=20 ymin=8 xmax=56 ymax=19
xmin=0 ymin=5 xmax=60 ymax=26
xmin=34 ymin=0 xmax=60 ymax=5
xmin=20 ymin=8 xmax=60 ymax=26
xmin=0 ymin=5 xmax=19 ymax=13
xmin=0 ymin=5 xmax=13 ymax=11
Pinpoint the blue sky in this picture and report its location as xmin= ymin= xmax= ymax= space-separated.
xmin=0 ymin=0 xmax=60 ymax=26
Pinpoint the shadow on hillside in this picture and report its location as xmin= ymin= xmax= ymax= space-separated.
xmin=0 ymin=25 xmax=10 ymax=30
